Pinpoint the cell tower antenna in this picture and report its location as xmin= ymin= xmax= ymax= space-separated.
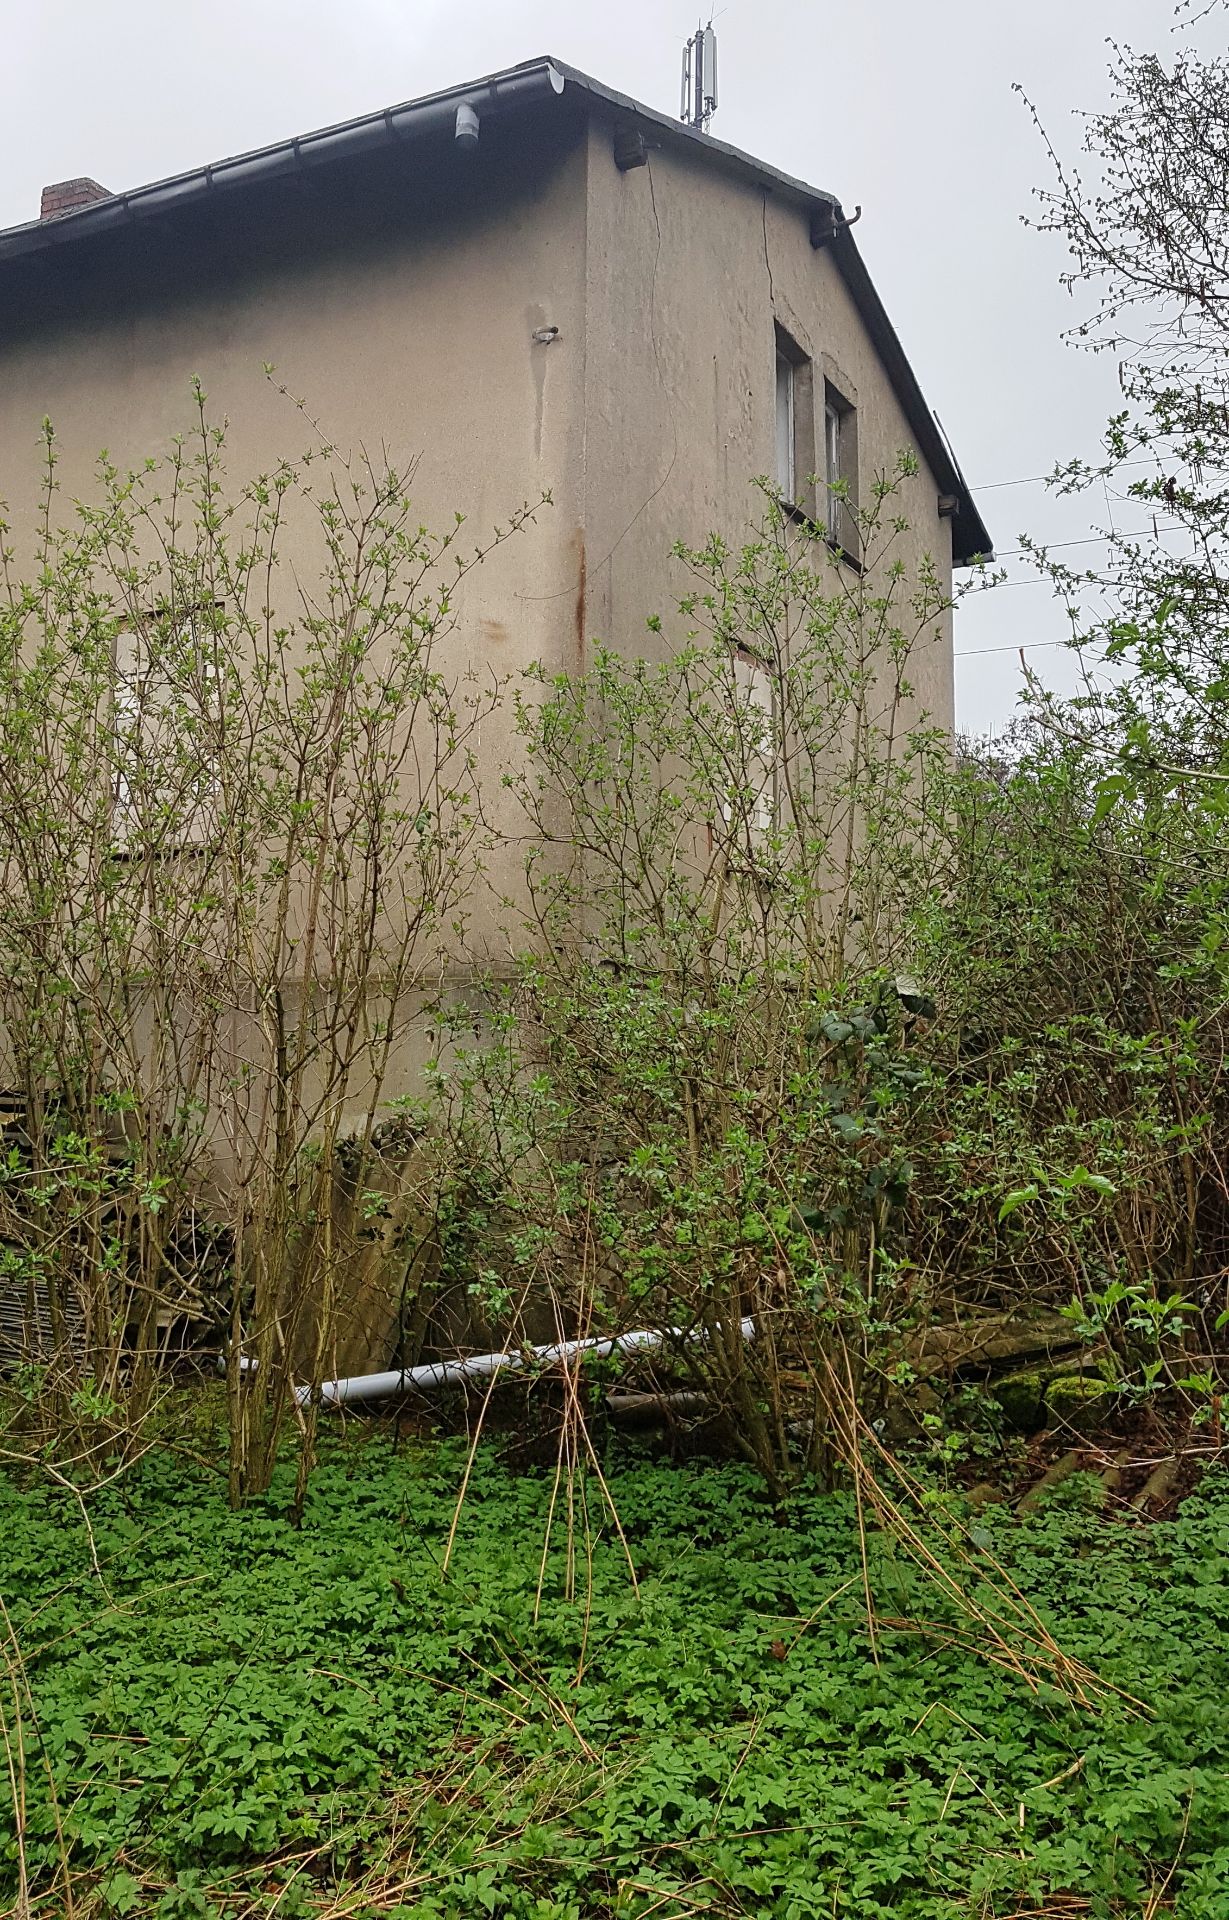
xmin=680 ymin=20 xmax=718 ymax=131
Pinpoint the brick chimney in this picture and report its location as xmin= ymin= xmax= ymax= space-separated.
xmin=40 ymin=178 xmax=110 ymax=221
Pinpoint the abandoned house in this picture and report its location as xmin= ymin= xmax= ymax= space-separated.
xmin=0 ymin=56 xmax=990 ymax=717
xmin=0 ymin=56 xmax=992 ymax=1374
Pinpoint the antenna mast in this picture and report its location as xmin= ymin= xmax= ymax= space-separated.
xmin=680 ymin=21 xmax=718 ymax=131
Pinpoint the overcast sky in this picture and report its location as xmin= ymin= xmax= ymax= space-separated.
xmin=2 ymin=0 xmax=1202 ymax=731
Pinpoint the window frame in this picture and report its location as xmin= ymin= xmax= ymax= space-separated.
xmin=772 ymin=323 xmax=815 ymax=517
xmin=716 ymin=643 xmax=780 ymax=867
xmin=775 ymin=349 xmax=795 ymax=503
xmin=110 ymin=604 xmax=228 ymax=856
xmin=821 ymin=374 xmax=859 ymax=563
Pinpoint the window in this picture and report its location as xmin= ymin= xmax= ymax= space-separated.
xmin=822 ymin=378 xmax=858 ymax=557
xmin=773 ymin=325 xmax=814 ymax=512
xmin=775 ymin=350 xmax=796 ymax=501
xmin=774 ymin=328 xmax=857 ymax=553
xmin=112 ymin=609 xmax=227 ymax=849
xmin=824 ymin=400 xmax=842 ymax=542
xmin=720 ymin=648 xmax=777 ymax=848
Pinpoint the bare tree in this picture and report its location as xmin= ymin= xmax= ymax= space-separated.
xmin=1021 ymin=13 xmax=1229 ymax=767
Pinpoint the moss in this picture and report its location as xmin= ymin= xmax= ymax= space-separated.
xmin=989 ymin=1369 xmax=1047 ymax=1434
xmin=1045 ymin=1371 xmax=1117 ymax=1435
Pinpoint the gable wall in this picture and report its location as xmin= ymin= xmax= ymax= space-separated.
xmin=0 ymin=119 xmax=592 ymax=693
xmin=579 ymin=117 xmax=955 ymax=730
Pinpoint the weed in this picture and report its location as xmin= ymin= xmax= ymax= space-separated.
xmin=1 ymin=1438 xmax=1228 ymax=1916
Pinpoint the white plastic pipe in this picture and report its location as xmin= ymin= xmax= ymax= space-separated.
xmin=301 ymin=1317 xmax=757 ymax=1408
xmin=225 ymin=1317 xmax=756 ymax=1409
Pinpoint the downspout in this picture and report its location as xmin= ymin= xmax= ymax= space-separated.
xmin=226 ymin=1316 xmax=756 ymax=1408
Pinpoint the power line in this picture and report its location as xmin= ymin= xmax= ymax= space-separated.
xmin=970 ymin=573 xmax=1111 ymax=591
xmin=971 ymin=456 xmax=1160 ymax=492
xmin=994 ymin=520 xmax=1184 ymax=560
xmin=954 ymin=636 xmax=1111 ymax=660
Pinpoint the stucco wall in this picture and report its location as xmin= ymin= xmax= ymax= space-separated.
xmin=0 ymin=111 xmax=958 ymax=1119
xmin=578 ymin=117 xmax=955 ymax=729
xmin=0 ymin=107 xmax=957 ymax=872
xmin=0 ymin=119 xmax=600 ymax=1136
xmin=0 ymin=100 xmax=965 ymax=1359
xmin=0 ymin=119 xmax=591 ymax=742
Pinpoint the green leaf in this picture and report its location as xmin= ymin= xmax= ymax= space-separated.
xmin=101 ymin=1871 xmax=143 ymax=1916
xmin=1091 ymin=773 xmax=1134 ymax=825
xmin=1058 ymin=1166 xmax=1116 ymax=1198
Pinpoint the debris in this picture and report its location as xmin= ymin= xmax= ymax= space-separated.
xmin=1131 ymin=1456 xmax=1180 ymax=1514
xmin=1018 ymin=1449 xmax=1083 ymax=1513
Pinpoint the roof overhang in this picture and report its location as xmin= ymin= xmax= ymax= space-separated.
xmin=0 ymin=55 xmax=991 ymax=564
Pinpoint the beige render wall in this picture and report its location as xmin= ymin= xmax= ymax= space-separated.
xmin=0 ymin=107 xmax=960 ymax=1357
xmin=0 ymin=109 xmax=958 ymax=1034
xmin=0 ymin=129 xmax=595 ymax=1130
xmin=578 ymin=119 xmax=955 ymax=728
xmin=0 ymin=128 xmax=592 ymax=767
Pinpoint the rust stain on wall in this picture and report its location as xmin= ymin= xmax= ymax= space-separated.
xmin=573 ymin=526 xmax=587 ymax=672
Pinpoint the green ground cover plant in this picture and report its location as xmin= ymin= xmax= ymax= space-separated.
xmin=2 ymin=1432 xmax=1228 ymax=1919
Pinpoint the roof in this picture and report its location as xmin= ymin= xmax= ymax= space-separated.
xmin=0 ymin=56 xmax=991 ymax=564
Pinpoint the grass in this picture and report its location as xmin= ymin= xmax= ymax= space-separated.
xmin=2 ymin=1428 xmax=1229 ymax=1918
